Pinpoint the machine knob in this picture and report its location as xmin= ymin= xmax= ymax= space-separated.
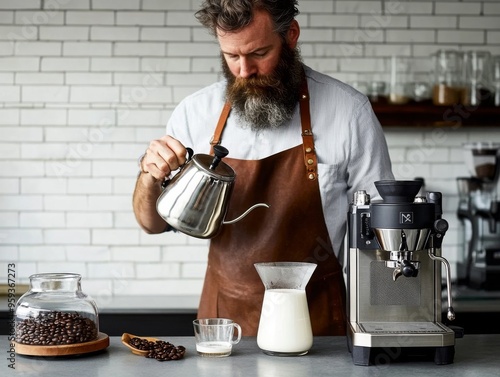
xmin=401 ymin=260 xmax=417 ymax=277
xmin=434 ymin=219 xmax=449 ymax=235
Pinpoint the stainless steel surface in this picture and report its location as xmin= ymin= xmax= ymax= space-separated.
xmin=428 ymin=248 xmax=455 ymax=321
xmin=156 ymin=151 xmax=268 ymax=239
xmin=386 ymin=251 xmax=421 ymax=281
xmin=223 ymin=203 xmax=270 ymax=224
xmin=374 ymin=228 xmax=430 ymax=252
xmin=348 ymin=322 xmax=455 ymax=348
xmin=348 ymin=243 xmax=455 ymax=349
xmin=349 ymin=248 xmax=435 ymax=323
xmin=157 ymin=163 xmax=233 ymax=238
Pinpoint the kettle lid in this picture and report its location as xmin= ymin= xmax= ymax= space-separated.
xmin=192 ymin=154 xmax=235 ymax=181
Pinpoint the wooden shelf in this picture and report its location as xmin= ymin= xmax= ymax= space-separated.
xmin=371 ymin=100 xmax=500 ymax=128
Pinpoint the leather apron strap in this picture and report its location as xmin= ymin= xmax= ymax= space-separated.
xmin=210 ymin=101 xmax=231 ymax=152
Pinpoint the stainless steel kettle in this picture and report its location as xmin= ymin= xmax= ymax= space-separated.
xmin=156 ymin=145 xmax=269 ymax=239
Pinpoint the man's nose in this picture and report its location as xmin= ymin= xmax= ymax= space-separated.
xmin=239 ymin=57 xmax=257 ymax=78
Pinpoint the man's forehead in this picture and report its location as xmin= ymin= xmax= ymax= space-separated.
xmin=216 ymin=9 xmax=276 ymax=40
xmin=216 ymin=12 xmax=279 ymax=54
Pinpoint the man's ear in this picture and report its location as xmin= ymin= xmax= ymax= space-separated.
xmin=286 ymin=20 xmax=300 ymax=49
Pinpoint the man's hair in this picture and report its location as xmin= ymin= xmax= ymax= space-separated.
xmin=195 ymin=0 xmax=299 ymax=39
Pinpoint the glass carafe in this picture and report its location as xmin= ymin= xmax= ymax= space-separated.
xmin=255 ymin=262 xmax=316 ymax=356
xmin=15 ymin=273 xmax=99 ymax=346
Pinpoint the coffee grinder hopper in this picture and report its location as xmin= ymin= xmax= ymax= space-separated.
xmin=462 ymin=142 xmax=500 ymax=191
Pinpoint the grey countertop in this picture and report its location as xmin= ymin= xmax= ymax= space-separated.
xmin=3 ymin=335 xmax=499 ymax=377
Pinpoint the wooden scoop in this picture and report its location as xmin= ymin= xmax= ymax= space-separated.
xmin=121 ymin=332 xmax=159 ymax=356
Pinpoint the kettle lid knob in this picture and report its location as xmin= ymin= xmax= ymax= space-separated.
xmin=209 ymin=145 xmax=229 ymax=170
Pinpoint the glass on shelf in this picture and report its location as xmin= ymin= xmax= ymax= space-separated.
xmin=462 ymin=51 xmax=493 ymax=106
xmin=389 ymin=55 xmax=412 ymax=105
xmin=431 ymin=50 xmax=463 ymax=106
xmin=407 ymin=81 xmax=431 ymax=103
xmin=367 ymin=81 xmax=387 ymax=103
xmin=492 ymin=55 xmax=500 ymax=107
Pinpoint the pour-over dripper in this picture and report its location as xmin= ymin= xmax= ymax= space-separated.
xmin=254 ymin=262 xmax=317 ymax=290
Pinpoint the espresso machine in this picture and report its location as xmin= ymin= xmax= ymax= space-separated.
xmin=456 ymin=142 xmax=500 ymax=290
xmin=347 ymin=180 xmax=458 ymax=366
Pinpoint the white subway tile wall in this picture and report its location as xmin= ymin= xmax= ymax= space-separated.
xmin=1 ymin=0 xmax=499 ymax=300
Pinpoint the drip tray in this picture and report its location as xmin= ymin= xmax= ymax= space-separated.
xmin=359 ymin=322 xmax=448 ymax=334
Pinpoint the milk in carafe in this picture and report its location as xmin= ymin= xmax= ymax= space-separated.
xmin=257 ymin=289 xmax=313 ymax=354
xmin=254 ymin=262 xmax=316 ymax=356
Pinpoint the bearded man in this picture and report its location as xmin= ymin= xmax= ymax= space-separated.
xmin=132 ymin=0 xmax=394 ymax=336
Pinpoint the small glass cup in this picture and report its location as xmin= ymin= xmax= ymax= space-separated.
xmin=193 ymin=318 xmax=241 ymax=357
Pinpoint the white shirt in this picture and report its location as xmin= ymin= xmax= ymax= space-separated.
xmin=166 ymin=66 xmax=394 ymax=261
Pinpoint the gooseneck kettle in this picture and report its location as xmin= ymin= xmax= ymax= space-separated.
xmin=156 ymin=145 xmax=269 ymax=239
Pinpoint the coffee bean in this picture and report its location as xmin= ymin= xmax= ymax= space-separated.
xmin=129 ymin=337 xmax=186 ymax=362
xmin=16 ymin=311 xmax=98 ymax=346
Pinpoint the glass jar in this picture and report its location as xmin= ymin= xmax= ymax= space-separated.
xmin=462 ymin=51 xmax=493 ymax=106
xmin=388 ymin=55 xmax=412 ymax=105
xmin=432 ymin=50 xmax=463 ymax=106
xmin=492 ymin=55 xmax=500 ymax=107
xmin=15 ymin=273 xmax=99 ymax=346
xmin=367 ymin=81 xmax=387 ymax=103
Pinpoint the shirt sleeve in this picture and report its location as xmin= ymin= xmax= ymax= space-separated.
xmin=346 ymin=98 xmax=394 ymax=202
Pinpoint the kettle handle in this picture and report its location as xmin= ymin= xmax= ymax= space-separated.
xmin=161 ymin=147 xmax=194 ymax=189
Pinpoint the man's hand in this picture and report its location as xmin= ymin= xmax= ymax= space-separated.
xmin=140 ymin=135 xmax=189 ymax=183
xmin=133 ymin=135 xmax=188 ymax=233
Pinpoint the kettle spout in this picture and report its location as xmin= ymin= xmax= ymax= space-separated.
xmin=223 ymin=203 xmax=270 ymax=225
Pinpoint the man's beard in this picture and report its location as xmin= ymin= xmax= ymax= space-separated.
xmin=222 ymin=44 xmax=303 ymax=131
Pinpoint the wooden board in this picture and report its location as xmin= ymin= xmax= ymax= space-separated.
xmin=14 ymin=332 xmax=109 ymax=357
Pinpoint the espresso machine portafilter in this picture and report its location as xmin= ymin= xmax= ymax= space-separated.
xmin=347 ymin=180 xmax=459 ymax=366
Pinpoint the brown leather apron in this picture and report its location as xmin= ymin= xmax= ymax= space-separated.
xmin=197 ymin=77 xmax=346 ymax=336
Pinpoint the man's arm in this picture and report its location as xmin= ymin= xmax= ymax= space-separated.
xmin=132 ymin=170 xmax=168 ymax=234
